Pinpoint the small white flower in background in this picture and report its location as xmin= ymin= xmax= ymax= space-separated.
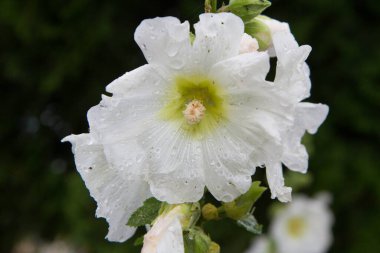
xmin=245 ymin=236 xmax=271 ymax=253
xmin=270 ymin=194 xmax=333 ymax=253
xmin=63 ymin=12 xmax=328 ymax=242
xmin=142 ymin=205 xmax=187 ymax=253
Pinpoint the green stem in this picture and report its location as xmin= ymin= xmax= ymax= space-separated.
xmin=205 ymin=0 xmax=218 ymax=13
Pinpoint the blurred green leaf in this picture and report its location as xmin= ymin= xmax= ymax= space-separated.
xmin=127 ymin=197 xmax=162 ymax=227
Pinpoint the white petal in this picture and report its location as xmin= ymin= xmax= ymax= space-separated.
xmin=106 ymin=64 xmax=169 ymax=98
xmin=266 ymin=163 xmax=292 ymax=202
xmin=62 ymin=134 xmax=151 ymax=242
xmin=142 ymin=208 xmax=184 ymax=253
xmin=282 ymin=144 xmax=309 ymax=173
xmin=192 ymin=13 xmax=244 ymax=74
xmin=296 ymin=103 xmax=329 ymax=134
xmin=282 ymin=103 xmax=328 ymax=172
xmin=239 ymin=33 xmax=259 ymax=54
xmin=202 ymin=129 xmax=254 ymax=202
xmin=86 ymin=96 xmax=160 ymax=177
xmin=147 ymin=138 xmax=205 ymax=203
xmin=209 ymin=51 xmax=270 ymax=92
xmin=134 ymin=17 xmax=192 ymax=77
xmin=155 ymin=218 xmax=184 ymax=253
xmin=273 ymin=31 xmax=312 ymax=102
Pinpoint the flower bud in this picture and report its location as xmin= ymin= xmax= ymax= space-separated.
xmin=202 ymin=203 xmax=219 ymax=220
xmin=245 ymin=18 xmax=272 ymax=51
xmin=228 ymin=0 xmax=271 ymax=22
xmin=208 ymin=242 xmax=221 ymax=253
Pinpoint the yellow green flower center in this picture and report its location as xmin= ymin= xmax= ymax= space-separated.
xmin=159 ymin=75 xmax=228 ymax=138
xmin=286 ymin=216 xmax=307 ymax=238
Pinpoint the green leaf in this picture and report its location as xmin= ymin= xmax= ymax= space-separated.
xmin=127 ymin=197 xmax=162 ymax=227
xmin=222 ymin=181 xmax=266 ymax=220
xmin=245 ymin=18 xmax=272 ymax=50
xmin=236 ymin=213 xmax=263 ymax=234
xmin=228 ymin=0 xmax=271 ymax=22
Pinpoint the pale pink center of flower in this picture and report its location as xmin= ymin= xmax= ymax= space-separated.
xmin=183 ymin=99 xmax=206 ymax=125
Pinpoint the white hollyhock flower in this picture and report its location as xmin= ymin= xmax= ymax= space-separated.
xmin=270 ymin=194 xmax=334 ymax=253
xmin=63 ymin=12 xmax=328 ymax=241
xmin=245 ymin=236 xmax=271 ymax=253
xmin=141 ymin=205 xmax=187 ymax=253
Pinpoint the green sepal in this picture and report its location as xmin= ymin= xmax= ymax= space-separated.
xmin=222 ymin=181 xmax=266 ymax=220
xmin=245 ymin=18 xmax=272 ymax=50
xmin=236 ymin=213 xmax=263 ymax=234
xmin=190 ymin=32 xmax=195 ymax=45
xmin=127 ymin=197 xmax=162 ymax=227
xmin=227 ymin=0 xmax=271 ymax=22
xmin=184 ymin=227 xmax=212 ymax=253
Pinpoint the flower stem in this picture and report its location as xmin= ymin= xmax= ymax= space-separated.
xmin=205 ymin=0 xmax=218 ymax=13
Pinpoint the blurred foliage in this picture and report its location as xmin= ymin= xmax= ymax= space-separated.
xmin=0 ymin=0 xmax=379 ymax=252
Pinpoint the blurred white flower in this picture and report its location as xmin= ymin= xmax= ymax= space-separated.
xmin=245 ymin=236 xmax=271 ymax=253
xmin=270 ymin=194 xmax=333 ymax=253
xmin=63 ymin=12 xmax=327 ymax=241
xmin=142 ymin=205 xmax=187 ymax=253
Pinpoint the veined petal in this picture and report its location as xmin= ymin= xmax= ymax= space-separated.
xmin=134 ymin=17 xmax=192 ymax=77
xmin=106 ymin=64 xmax=169 ymax=98
xmin=282 ymin=144 xmax=308 ymax=173
xmin=266 ymin=162 xmax=292 ymax=202
xmin=209 ymin=51 xmax=270 ymax=92
xmin=273 ymin=31 xmax=312 ymax=102
xmin=86 ymin=96 xmax=159 ymax=177
xmin=142 ymin=207 xmax=185 ymax=253
xmin=202 ymin=128 xmax=254 ymax=202
xmin=282 ymin=103 xmax=328 ymax=173
xmin=192 ymin=13 xmax=244 ymax=74
xmin=147 ymin=139 xmax=205 ymax=203
xmin=296 ymin=103 xmax=329 ymax=134
xmin=62 ymin=134 xmax=151 ymax=242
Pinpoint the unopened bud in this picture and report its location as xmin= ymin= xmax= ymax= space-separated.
xmin=245 ymin=18 xmax=272 ymax=51
xmin=228 ymin=0 xmax=271 ymax=22
xmin=202 ymin=203 xmax=219 ymax=220
xmin=208 ymin=242 xmax=221 ymax=253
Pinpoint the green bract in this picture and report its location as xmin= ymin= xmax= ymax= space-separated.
xmin=228 ymin=0 xmax=271 ymax=22
xmin=184 ymin=228 xmax=212 ymax=253
xmin=127 ymin=197 xmax=162 ymax=227
xmin=222 ymin=181 xmax=266 ymax=220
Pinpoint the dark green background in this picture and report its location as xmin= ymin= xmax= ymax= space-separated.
xmin=1 ymin=0 xmax=379 ymax=252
